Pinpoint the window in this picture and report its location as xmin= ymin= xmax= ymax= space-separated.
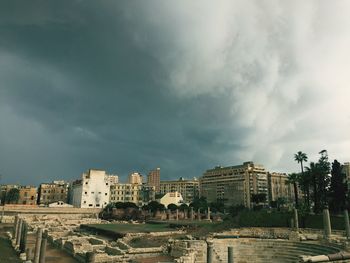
xmin=85 ymin=192 xmax=87 ymax=194
xmin=85 ymin=182 xmax=88 ymax=185
xmin=83 ymin=201 xmax=86 ymax=204
xmin=96 ymin=204 xmax=100 ymax=207
xmin=106 ymin=183 xmax=109 ymax=186
xmin=89 ymin=204 xmax=93 ymax=207
xmin=91 ymin=192 xmax=94 ymax=194
xmin=98 ymin=192 xmax=101 ymax=194
xmin=105 ymin=193 xmax=107 ymax=196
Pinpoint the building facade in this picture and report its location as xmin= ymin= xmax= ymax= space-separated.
xmin=18 ymin=186 xmax=37 ymax=205
xmin=71 ymin=169 xmax=118 ymax=208
xmin=110 ymin=183 xmax=155 ymax=206
xmin=38 ymin=181 xmax=69 ymax=205
xmin=160 ymin=177 xmax=199 ymax=204
xmin=267 ymin=172 xmax=295 ymax=205
xmin=147 ymin=167 xmax=160 ymax=193
xmin=200 ymin=162 xmax=268 ymax=208
xmin=128 ymin=172 xmax=143 ymax=185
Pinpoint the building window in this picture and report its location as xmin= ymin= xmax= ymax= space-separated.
xmin=105 ymin=193 xmax=107 ymax=196
xmin=89 ymin=204 xmax=93 ymax=207
xmin=106 ymin=183 xmax=108 ymax=186
xmin=83 ymin=201 xmax=86 ymax=204
xmin=85 ymin=192 xmax=87 ymax=194
xmin=91 ymin=192 xmax=94 ymax=194
xmin=96 ymin=204 xmax=100 ymax=207
xmin=85 ymin=182 xmax=88 ymax=185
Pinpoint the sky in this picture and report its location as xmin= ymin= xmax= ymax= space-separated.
xmin=0 ymin=1 xmax=350 ymax=185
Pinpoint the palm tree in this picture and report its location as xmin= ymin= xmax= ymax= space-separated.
xmin=294 ymin=151 xmax=308 ymax=206
xmin=288 ymin=173 xmax=299 ymax=208
xmin=305 ymin=162 xmax=320 ymax=213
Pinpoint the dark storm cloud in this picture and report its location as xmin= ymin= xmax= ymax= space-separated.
xmin=1 ymin=1 xmax=350 ymax=185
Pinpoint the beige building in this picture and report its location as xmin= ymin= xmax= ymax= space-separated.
xmin=160 ymin=177 xmax=199 ymax=203
xmin=38 ymin=181 xmax=69 ymax=205
xmin=110 ymin=183 xmax=155 ymax=206
xmin=267 ymin=172 xmax=295 ymax=205
xmin=147 ymin=168 xmax=160 ymax=193
xmin=200 ymin=162 xmax=268 ymax=208
xmin=18 ymin=186 xmax=37 ymax=205
xmin=128 ymin=172 xmax=143 ymax=185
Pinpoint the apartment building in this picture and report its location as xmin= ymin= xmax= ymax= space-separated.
xmin=159 ymin=177 xmax=199 ymax=203
xmin=71 ymin=169 xmax=118 ymax=208
xmin=147 ymin=167 xmax=160 ymax=193
xmin=110 ymin=183 xmax=155 ymax=206
xmin=128 ymin=172 xmax=143 ymax=185
xmin=267 ymin=172 xmax=295 ymax=204
xmin=200 ymin=162 xmax=268 ymax=208
xmin=37 ymin=181 xmax=69 ymax=205
xmin=18 ymin=185 xmax=37 ymax=205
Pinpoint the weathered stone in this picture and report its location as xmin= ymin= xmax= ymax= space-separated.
xmin=34 ymin=228 xmax=43 ymax=263
xmin=323 ymin=208 xmax=331 ymax=238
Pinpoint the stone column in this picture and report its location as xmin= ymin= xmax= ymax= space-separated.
xmin=207 ymin=242 xmax=213 ymax=263
xmin=20 ymin=221 xmax=28 ymax=253
xmin=207 ymin=207 xmax=211 ymax=220
xmin=13 ymin=215 xmax=19 ymax=242
xmin=323 ymin=208 xmax=332 ymax=238
xmin=191 ymin=207 xmax=194 ymax=221
xmin=39 ymin=230 xmax=48 ymax=263
xmin=184 ymin=209 xmax=188 ymax=220
xmin=86 ymin=252 xmax=96 ymax=263
xmin=26 ymin=247 xmax=32 ymax=261
xmin=198 ymin=209 xmax=201 ymax=221
xmin=16 ymin=218 xmax=23 ymax=248
xmin=344 ymin=210 xmax=350 ymax=239
xmin=176 ymin=209 xmax=179 ymax=221
xmin=34 ymin=228 xmax=43 ymax=263
xmin=166 ymin=209 xmax=170 ymax=220
xmin=228 ymin=246 xmax=234 ymax=263
xmin=290 ymin=218 xmax=294 ymax=229
xmin=294 ymin=208 xmax=299 ymax=231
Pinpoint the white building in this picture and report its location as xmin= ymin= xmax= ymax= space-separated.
xmin=159 ymin=191 xmax=184 ymax=207
xmin=71 ymin=169 xmax=118 ymax=208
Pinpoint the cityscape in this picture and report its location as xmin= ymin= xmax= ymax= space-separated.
xmin=2 ymin=159 xmax=350 ymax=212
xmin=1 ymin=1 xmax=350 ymax=263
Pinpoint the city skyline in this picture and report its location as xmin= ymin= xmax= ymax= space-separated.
xmin=1 ymin=1 xmax=350 ymax=185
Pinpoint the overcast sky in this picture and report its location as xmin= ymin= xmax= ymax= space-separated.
xmin=0 ymin=1 xmax=350 ymax=185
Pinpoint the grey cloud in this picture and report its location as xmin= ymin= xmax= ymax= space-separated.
xmin=0 ymin=1 xmax=349 ymax=185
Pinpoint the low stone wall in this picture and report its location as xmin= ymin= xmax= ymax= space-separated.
xmin=3 ymin=206 xmax=101 ymax=215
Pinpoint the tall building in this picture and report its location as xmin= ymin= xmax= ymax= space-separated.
xmin=128 ymin=172 xmax=143 ymax=185
xmin=71 ymin=169 xmax=118 ymax=208
xmin=110 ymin=183 xmax=155 ymax=206
xmin=267 ymin=172 xmax=295 ymax=205
xmin=147 ymin=167 xmax=160 ymax=193
xmin=342 ymin=162 xmax=350 ymax=189
xmin=200 ymin=162 xmax=268 ymax=208
xmin=38 ymin=181 xmax=69 ymax=205
xmin=160 ymin=177 xmax=199 ymax=203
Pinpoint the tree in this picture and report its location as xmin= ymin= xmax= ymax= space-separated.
xmin=317 ymin=150 xmax=331 ymax=209
xmin=305 ymin=162 xmax=320 ymax=213
xmin=179 ymin=203 xmax=189 ymax=211
xmin=294 ymin=151 xmax=308 ymax=207
xmin=288 ymin=173 xmax=300 ymax=208
xmin=328 ymin=160 xmax=347 ymax=214
xmin=167 ymin=203 xmax=178 ymax=211
xmin=251 ymin=193 xmax=266 ymax=204
xmin=189 ymin=196 xmax=208 ymax=210
xmin=6 ymin=188 xmax=19 ymax=204
xmin=147 ymin=201 xmax=165 ymax=212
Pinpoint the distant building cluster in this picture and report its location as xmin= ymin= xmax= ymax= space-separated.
xmin=2 ymin=161 xmax=349 ymax=209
